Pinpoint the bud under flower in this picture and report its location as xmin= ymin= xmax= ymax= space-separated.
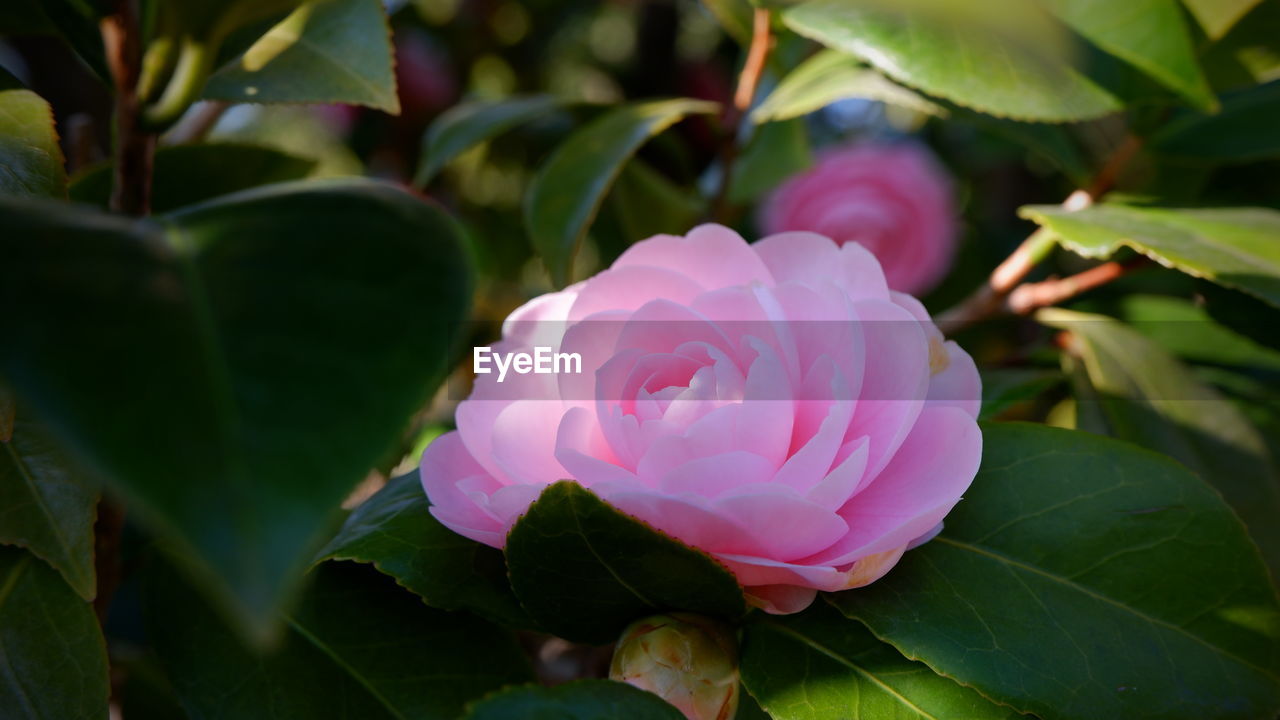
xmin=610 ymin=613 xmax=740 ymax=720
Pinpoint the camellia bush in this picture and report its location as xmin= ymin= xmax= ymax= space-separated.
xmin=3 ymin=0 xmax=1280 ymax=718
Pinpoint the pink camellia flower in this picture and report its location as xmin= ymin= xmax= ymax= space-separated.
xmin=760 ymin=143 xmax=958 ymax=296
xmin=422 ymin=225 xmax=981 ymax=613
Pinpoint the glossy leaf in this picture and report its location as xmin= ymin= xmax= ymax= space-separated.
xmin=1021 ymin=203 xmax=1280 ymax=308
xmin=1105 ymin=294 xmax=1280 ymax=371
xmin=0 ymin=547 xmax=109 ymax=720
xmin=728 ymin=118 xmax=811 ymax=205
xmin=0 ymin=180 xmax=473 ymax=640
xmin=70 ymin=143 xmax=316 ymax=212
xmin=1042 ymin=0 xmax=1215 ymax=111
xmin=1181 ymin=0 xmax=1264 ymax=40
xmin=1151 ymin=80 xmax=1280 ymax=161
xmin=464 ymin=680 xmax=685 ymax=720
xmin=148 ymin=560 xmax=530 ymax=720
xmin=525 ymin=98 xmax=718 ymax=287
xmin=205 ymin=0 xmax=399 ymax=113
xmin=742 ymin=604 xmax=1021 ymax=720
xmin=831 ymin=423 xmax=1280 ymax=720
xmin=1200 ymin=1 xmax=1280 ymax=89
xmin=0 ymin=85 xmax=66 ymax=199
xmin=415 ymin=95 xmax=563 ymax=187
xmin=506 ymin=481 xmax=747 ymax=644
xmin=1039 ymin=307 xmax=1280 ymax=579
xmin=610 ymin=159 xmax=705 ymax=244
xmin=783 ymin=0 xmax=1122 ymax=121
xmin=978 ymin=367 xmax=1064 ymax=420
xmin=316 ymin=470 xmax=532 ymax=629
xmin=751 ymin=49 xmax=945 ymax=123
xmin=1199 ymin=280 xmax=1280 ymax=354
xmin=0 ymin=410 xmax=98 ymax=601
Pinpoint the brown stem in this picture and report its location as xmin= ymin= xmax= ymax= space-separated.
xmin=92 ymin=499 xmax=126 ymax=625
xmin=937 ymin=136 xmax=1144 ymax=332
xmin=101 ymin=0 xmax=155 ymax=216
xmin=1006 ymin=257 xmax=1149 ymax=315
xmin=711 ymin=8 xmax=773 ymax=222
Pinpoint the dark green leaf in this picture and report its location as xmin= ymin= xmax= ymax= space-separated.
xmin=742 ymin=603 xmax=1021 ymax=720
xmin=1021 ymin=203 xmax=1280 ymax=308
xmin=1199 ymin=280 xmax=1280 ymax=354
xmin=609 ymin=159 xmax=705 ymax=244
xmin=1106 ymin=294 xmax=1280 ymax=370
xmin=1181 ymin=0 xmax=1264 ymax=40
xmin=463 ymin=680 xmax=685 ymax=720
xmin=728 ymin=117 xmax=811 ymax=205
xmin=783 ymin=1 xmax=1122 ymax=121
xmin=1151 ymin=80 xmax=1280 ymax=162
xmin=1042 ymin=0 xmax=1215 ymax=111
xmin=525 ymin=98 xmax=718 ymax=287
xmin=506 ymin=481 xmax=747 ymax=644
xmin=205 ymin=0 xmax=399 ymax=113
xmin=0 ymin=546 xmax=109 ymax=720
xmin=1200 ymin=0 xmax=1280 ymax=90
xmin=831 ymin=423 xmax=1280 ymax=720
xmin=1039 ymin=307 xmax=1280 ymax=579
xmin=700 ymin=0 xmax=754 ymax=44
xmin=751 ymin=49 xmax=945 ymax=123
xmin=415 ymin=95 xmax=563 ymax=187
xmin=316 ymin=470 xmax=532 ymax=629
xmin=0 ymin=179 xmax=473 ymax=641
xmin=0 ymin=87 xmax=66 ymax=199
xmin=0 ymin=410 xmax=98 ymax=601
xmin=978 ymin=367 xmax=1064 ymax=420
xmin=148 ymin=559 xmax=529 ymax=720
xmin=70 ymin=143 xmax=316 ymax=212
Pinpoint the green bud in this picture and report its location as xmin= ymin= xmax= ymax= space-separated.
xmin=610 ymin=613 xmax=740 ymax=720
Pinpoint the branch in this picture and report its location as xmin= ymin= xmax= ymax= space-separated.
xmin=1006 ymin=257 xmax=1149 ymax=315
xmin=711 ymin=8 xmax=773 ymax=222
xmin=937 ymin=135 xmax=1143 ymax=331
xmin=101 ymin=0 xmax=155 ymax=216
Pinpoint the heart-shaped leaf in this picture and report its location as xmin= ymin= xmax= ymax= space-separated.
xmin=525 ymin=98 xmax=718 ymax=287
xmin=831 ymin=423 xmax=1280 ymax=720
xmin=506 ymin=481 xmax=747 ymax=644
xmin=1021 ymin=203 xmax=1280 ymax=308
xmin=0 ymin=547 xmax=109 ymax=720
xmin=0 ymin=179 xmax=473 ymax=640
xmin=316 ymin=470 xmax=532 ymax=629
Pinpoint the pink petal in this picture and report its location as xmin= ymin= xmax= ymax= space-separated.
xmin=613 ymin=224 xmax=774 ymax=289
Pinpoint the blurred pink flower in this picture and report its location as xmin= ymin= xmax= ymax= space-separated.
xmin=422 ymin=225 xmax=981 ymax=614
xmin=760 ymin=143 xmax=958 ymax=295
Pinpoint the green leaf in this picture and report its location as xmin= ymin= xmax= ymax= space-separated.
xmin=1200 ymin=0 xmax=1280 ymax=90
xmin=782 ymin=0 xmax=1122 ymax=122
xmin=463 ymin=680 xmax=685 ymax=720
xmin=609 ymin=159 xmax=705 ymax=243
xmin=1181 ymin=0 xmax=1264 ymax=40
xmin=0 ymin=410 xmax=99 ymax=601
xmin=0 ymin=547 xmax=109 ymax=720
xmin=978 ymin=367 xmax=1064 ymax=420
xmin=1020 ymin=203 xmax=1280 ymax=308
xmin=316 ymin=470 xmax=532 ymax=629
xmin=0 ymin=179 xmax=473 ymax=641
xmin=148 ymin=559 xmax=530 ymax=720
xmin=525 ymin=98 xmax=718 ymax=288
xmin=831 ymin=423 xmax=1280 ymax=720
xmin=728 ymin=117 xmax=812 ymax=205
xmin=1105 ymin=293 xmax=1280 ymax=371
xmin=1151 ymin=80 xmax=1280 ymax=161
xmin=70 ymin=143 xmax=316 ymax=212
xmin=751 ymin=49 xmax=945 ymax=123
xmin=1041 ymin=0 xmax=1216 ymax=111
xmin=742 ymin=603 xmax=1021 ymax=720
xmin=415 ymin=95 xmax=563 ymax=187
xmin=0 ymin=87 xmax=66 ymax=199
xmin=204 ymin=0 xmax=399 ymax=113
xmin=1199 ymin=280 xmax=1280 ymax=354
xmin=700 ymin=0 xmax=754 ymax=44
xmin=506 ymin=481 xmax=747 ymax=645
xmin=1039 ymin=307 xmax=1280 ymax=579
